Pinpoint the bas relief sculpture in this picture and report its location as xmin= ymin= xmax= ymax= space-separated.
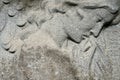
xmin=0 ymin=0 xmax=120 ymax=80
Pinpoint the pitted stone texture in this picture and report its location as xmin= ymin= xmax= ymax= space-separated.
xmin=19 ymin=45 xmax=77 ymax=80
xmin=0 ymin=0 xmax=120 ymax=80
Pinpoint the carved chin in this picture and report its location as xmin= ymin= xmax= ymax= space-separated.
xmin=67 ymin=33 xmax=83 ymax=43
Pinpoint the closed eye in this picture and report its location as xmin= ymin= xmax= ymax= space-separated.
xmin=64 ymin=1 xmax=78 ymax=7
xmin=83 ymin=6 xmax=99 ymax=9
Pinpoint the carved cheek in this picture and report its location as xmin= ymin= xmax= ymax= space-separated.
xmin=95 ymin=9 xmax=114 ymax=23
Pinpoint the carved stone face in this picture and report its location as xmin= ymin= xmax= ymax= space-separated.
xmin=64 ymin=7 xmax=115 ymax=43
xmin=38 ymin=0 xmax=120 ymax=47
xmin=52 ymin=0 xmax=120 ymax=44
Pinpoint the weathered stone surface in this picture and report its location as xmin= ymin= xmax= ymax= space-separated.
xmin=0 ymin=0 xmax=120 ymax=80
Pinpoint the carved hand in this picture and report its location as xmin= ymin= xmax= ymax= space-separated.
xmin=2 ymin=37 xmax=24 ymax=53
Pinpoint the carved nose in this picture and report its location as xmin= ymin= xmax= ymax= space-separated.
xmin=77 ymin=8 xmax=86 ymax=19
xmin=90 ymin=21 xmax=104 ymax=37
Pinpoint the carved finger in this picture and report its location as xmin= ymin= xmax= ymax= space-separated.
xmin=89 ymin=36 xmax=97 ymax=48
xmin=8 ymin=44 xmax=16 ymax=53
xmin=9 ymin=39 xmax=23 ymax=53
xmin=83 ymin=41 xmax=91 ymax=52
xmin=2 ymin=42 xmax=11 ymax=50
xmin=79 ymin=37 xmax=89 ymax=50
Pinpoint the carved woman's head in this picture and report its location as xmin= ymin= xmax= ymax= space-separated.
xmin=79 ymin=0 xmax=120 ymax=37
xmin=63 ymin=0 xmax=120 ymax=43
xmin=40 ymin=0 xmax=120 ymax=47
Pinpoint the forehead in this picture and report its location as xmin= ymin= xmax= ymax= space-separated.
xmin=78 ymin=0 xmax=120 ymax=12
xmin=79 ymin=0 xmax=119 ymax=4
